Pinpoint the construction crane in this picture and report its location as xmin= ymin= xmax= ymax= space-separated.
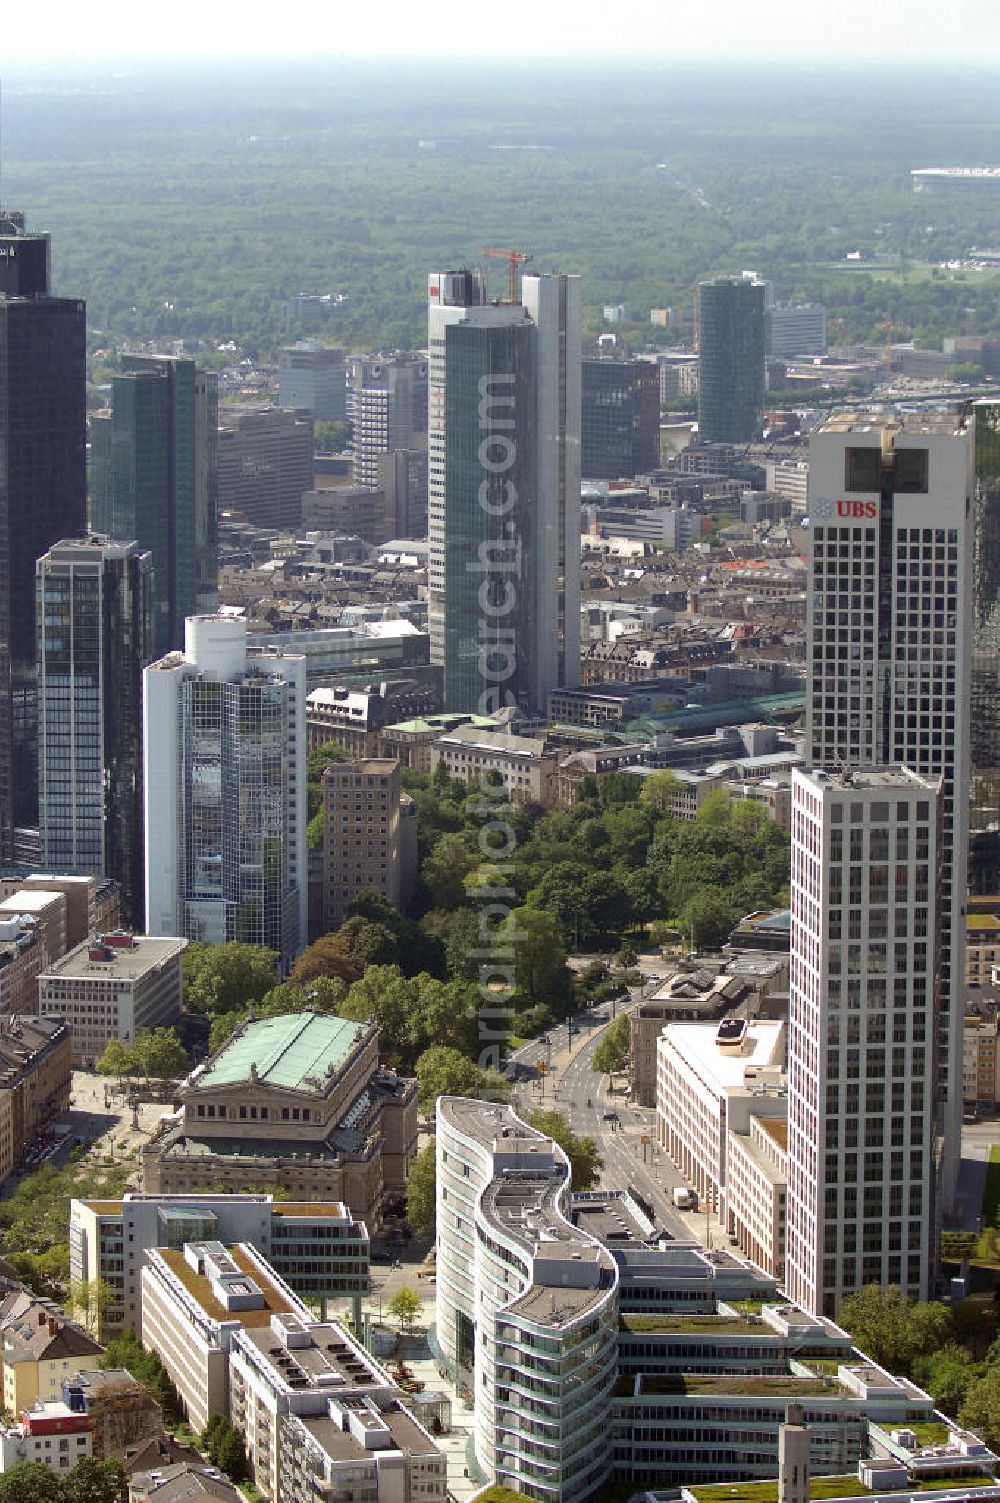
xmin=878 ymin=317 xmax=894 ymax=373
xmin=479 ymin=247 xmax=533 ymax=303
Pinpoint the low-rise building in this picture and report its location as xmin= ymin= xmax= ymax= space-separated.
xmin=38 ymin=933 xmax=186 ymax=1067
xmin=129 ymin=1461 xmax=244 ymax=1503
xmin=0 ymin=915 xmax=45 ymax=1013
xmin=656 ymin=1017 xmax=786 ymax=1220
xmin=142 ymin=1011 xmax=417 ymax=1230
xmin=70 ymin=1193 xmax=370 ymax=1343
xmin=306 ymin=681 xmax=438 ymax=757
xmin=430 ymin=726 xmax=558 ymax=807
xmin=725 ymin=1113 xmax=787 ymax=1279
xmin=376 ymin=712 xmax=497 ymax=773
xmin=0 ymin=1399 xmax=92 ymax=1475
xmin=0 ymin=1296 xmax=103 ymax=1411
xmin=630 ymin=967 xmax=769 ymax=1108
xmin=0 ymin=1016 xmax=72 ymax=1183
xmin=968 ymin=912 xmax=1000 ymax=985
xmin=61 ymin=1367 xmax=165 ymax=1463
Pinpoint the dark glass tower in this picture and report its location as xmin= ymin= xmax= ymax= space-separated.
xmin=0 ymin=233 xmax=87 ymax=853
xmin=37 ymin=537 xmax=153 ymax=926
xmin=971 ymin=399 xmax=1000 ymax=894
xmin=697 ymin=275 xmax=766 ymax=444
xmin=90 ymin=355 xmax=219 ymax=657
xmin=581 ymin=357 xmax=660 ymax=479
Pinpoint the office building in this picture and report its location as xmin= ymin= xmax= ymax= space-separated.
xmin=321 ymin=759 xmax=403 ymax=930
xmin=143 ymin=616 xmax=307 ymax=970
xmin=696 ymin=275 xmax=766 ymax=443
xmin=305 ymin=681 xmax=438 ymax=757
xmin=377 ymin=447 xmax=428 ymax=537
xmin=0 ymin=258 xmax=87 ymax=850
xmin=0 ymin=873 xmax=121 ymax=960
xmin=0 ymin=210 xmax=49 ymax=298
xmin=141 ymin=1010 xmax=417 ymax=1227
xmin=69 ymin=1192 xmax=369 ymax=1343
xmin=217 ymin=406 xmax=313 ymax=530
xmin=346 ymin=354 xmax=428 ymax=492
xmin=38 ymin=932 xmax=186 ymax=1067
xmin=786 ymin=768 xmax=941 ymax=1317
xmin=37 ymin=537 xmax=153 ymax=926
xmin=278 ymin=342 xmax=346 ymax=423
xmin=428 ymin=723 xmax=559 ymax=805
xmin=581 ymin=357 xmax=660 ymax=479
xmin=91 ymin=357 xmax=218 ymax=657
xmin=0 ymin=1016 xmax=71 ymax=1184
xmin=436 ymin=1097 xmax=619 ymax=1503
xmin=971 ymin=399 xmax=1000 ymax=893
xmin=427 ymin=268 xmax=582 ymax=715
xmin=766 ymin=302 xmax=827 ymax=359
xmin=802 ymin=414 xmax=973 ymax=1231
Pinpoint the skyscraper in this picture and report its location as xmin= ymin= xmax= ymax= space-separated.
xmin=37 ymin=537 xmax=153 ymax=927
xmin=787 ymin=766 xmax=941 ymax=1315
xmin=0 ymin=211 xmax=87 ymax=855
xmin=696 ymin=275 xmax=766 ymax=444
xmin=143 ymin=615 xmax=307 ymax=971
xmin=278 ymin=341 xmax=346 ymax=423
xmin=90 ymin=356 xmax=218 ymax=657
xmin=347 ymin=354 xmax=428 ymax=492
xmin=787 ymin=413 xmax=973 ymax=1315
xmin=581 ymin=356 xmax=660 ymax=480
xmin=215 ymin=405 xmax=313 ymax=531
xmin=970 ymin=400 xmax=1000 ymax=894
xmin=427 ymin=268 xmax=581 ymax=715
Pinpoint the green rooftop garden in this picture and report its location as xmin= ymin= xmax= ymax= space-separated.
xmin=689 ymin=1475 xmax=998 ymax=1503
xmin=637 ymin=1374 xmax=841 ymax=1397
xmin=906 ymin=1422 xmax=952 ymax=1447
xmin=622 ymin=1314 xmax=762 ymax=1334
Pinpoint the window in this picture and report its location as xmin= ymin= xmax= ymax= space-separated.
xmin=846 ymin=446 xmax=881 ymax=491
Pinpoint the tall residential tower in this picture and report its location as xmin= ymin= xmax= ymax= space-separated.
xmin=427 ymin=268 xmax=581 ymax=715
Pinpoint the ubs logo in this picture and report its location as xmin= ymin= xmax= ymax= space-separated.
xmin=813 ymin=497 xmax=835 ymax=518
xmin=813 ymin=497 xmax=877 ymax=519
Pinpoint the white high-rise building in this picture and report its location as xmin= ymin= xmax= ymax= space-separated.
xmin=787 ymin=767 xmax=941 ymax=1316
xmin=791 ymin=412 xmax=974 ymax=1314
xmin=143 ymin=615 xmax=307 ymax=971
xmin=427 ymin=268 xmax=581 ymax=715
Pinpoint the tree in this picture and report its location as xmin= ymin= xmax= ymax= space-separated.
xmin=68 ymin=1278 xmax=115 ymax=1332
xmin=289 ymin=933 xmax=363 ymax=986
xmin=409 ymin=978 xmax=478 ymax=1058
xmin=65 ymin=1458 xmax=127 ymax=1503
xmin=913 ymin=1344 xmax=982 ymax=1418
xmin=135 ymin=1027 xmax=189 ymax=1080
xmin=414 ymin=1045 xmax=510 ymax=1113
xmin=215 ymin=1426 xmax=249 ymax=1484
xmin=679 ymin=889 xmax=739 ymax=949
xmin=522 ymin=1108 xmax=603 ymax=1191
xmin=182 ymin=941 xmax=278 ymax=1015
xmin=961 ymin=1368 xmax=1000 ymax=1451
xmin=422 ymin=833 xmax=479 ymax=910
xmin=0 ymin=1464 xmax=66 ymax=1503
xmin=640 ymin=769 xmax=682 ymax=816
xmin=95 ymin=1038 xmax=137 ymax=1079
xmin=593 ymin=1015 xmax=630 ymax=1076
xmin=406 ymin=1142 xmax=436 ymax=1239
xmin=387 ymin=1285 xmax=423 ymax=1333
xmin=839 ymin=1285 xmax=950 ymax=1376
xmin=511 ymin=908 xmax=574 ymax=1014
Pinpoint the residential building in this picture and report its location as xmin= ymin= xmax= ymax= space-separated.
xmin=697 ymin=275 xmax=765 ymax=444
xmin=0 ymin=262 xmax=87 ymax=850
xmin=91 ymin=356 xmax=219 ymax=657
xmin=61 ymin=1366 xmax=166 ymax=1463
xmin=436 ymin=1097 xmax=619 ymax=1503
xmin=581 ymin=357 xmax=660 ymax=479
xmin=971 ymin=399 xmax=1000 ymax=894
xmin=429 ymin=724 xmax=559 ymax=805
xmin=278 ymin=342 xmax=346 ymax=423
xmin=321 ymin=759 xmax=403 ymax=930
xmin=217 ymin=406 xmax=314 ymax=530
xmin=655 ymin=1017 xmax=786 ymax=1220
xmin=0 ymin=915 xmax=45 ymax=1014
xmin=37 ymin=537 xmax=153 ymax=927
xmin=766 ymin=302 xmax=827 ymax=359
xmin=964 ymin=1011 xmax=1000 ymax=1113
xmin=0 ymin=1400 xmax=92 ymax=1475
xmin=70 ymin=1192 xmax=369 ymax=1343
xmin=0 ymin=1016 xmax=71 ymax=1182
xmin=38 ymin=932 xmax=186 ymax=1068
xmin=428 ymin=268 xmax=581 ymax=715
xmin=141 ymin=1010 xmax=417 ymax=1228
xmin=786 ymin=766 xmax=941 ymax=1317
xmin=803 ymin=414 xmax=973 ymax=1219
xmin=129 ymin=1462 xmax=243 ymax=1503
xmin=0 ymin=1296 xmax=103 ymax=1411
xmin=143 ymin=615 xmax=307 ymax=971
xmin=346 ymin=354 xmax=428 ymax=492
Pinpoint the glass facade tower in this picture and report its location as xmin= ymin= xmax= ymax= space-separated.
xmin=971 ymin=400 xmax=1000 ymax=894
xmin=581 ymin=357 xmax=660 ymax=479
xmin=37 ymin=537 xmax=153 ymax=926
xmin=697 ymin=275 xmax=766 ymax=444
xmin=91 ymin=356 xmax=218 ymax=657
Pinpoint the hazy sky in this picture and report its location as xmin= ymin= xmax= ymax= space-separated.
xmin=10 ymin=0 xmax=1000 ymax=63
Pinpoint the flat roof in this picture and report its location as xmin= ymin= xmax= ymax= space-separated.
xmin=155 ymin=1245 xmax=298 ymax=1329
xmin=660 ymin=1019 xmax=785 ymax=1097
xmin=195 ymin=1012 xmax=369 ymax=1093
xmin=41 ymin=934 xmax=187 ymax=981
xmin=759 ymin=1118 xmax=788 ymax=1151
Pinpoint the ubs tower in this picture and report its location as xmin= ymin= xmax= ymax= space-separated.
xmin=427 ymin=268 xmax=581 ymax=715
xmin=0 ymin=210 xmax=87 ymax=854
xmin=970 ymin=400 xmax=1000 ymax=894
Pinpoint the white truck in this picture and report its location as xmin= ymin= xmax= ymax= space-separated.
xmin=672 ymin=1186 xmax=696 ymax=1210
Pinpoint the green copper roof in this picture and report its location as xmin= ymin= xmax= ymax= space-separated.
xmin=197 ymin=1012 xmax=368 ymax=1092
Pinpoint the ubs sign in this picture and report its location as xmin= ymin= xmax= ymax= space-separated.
xmin=813 ymin=497 xmax=878 ymax=520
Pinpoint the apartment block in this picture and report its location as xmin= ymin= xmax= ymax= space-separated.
xmin=38 ymin=932 xmax=186 ymax=1067
xmin=70 ymin=1192 xmax=369 ymax=1342
xmin=0 ymin=1400 xmax=91 ymax=1476
xmin=0 ymin=916 xmax=45 ymax=1014
xmin=0 ymin=1293 xmax=103 ymax=1412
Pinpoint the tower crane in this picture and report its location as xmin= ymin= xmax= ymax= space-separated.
xmin=479 ymin=247 xmax=533 ymax=303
